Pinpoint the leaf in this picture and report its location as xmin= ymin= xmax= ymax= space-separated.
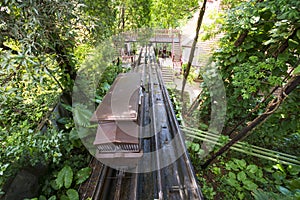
xmin=287 ymin=178 xmax=300 ymax=190
xmin=274 ymin=164 xmax=285 ymax=173
xmin=288 ymin=39 xmax=299 ymax=45
xmin=237 ymin=192 xmax=244 ymax=199
xmin=48 ymin=196 xmax=56 ymax=200
xmin=101 ymin=82 xmax=111 ymax=92
xmin=237 ymin=52 xmax=246 ymax=62
xmin=276 ymin=186 xmax=292 ymax=196
xmin=57 ymin=117 xmax=70 ymax=124
xmin=61 ymin=103 xmax=73 ymax=112
xmin=249 ymin=56 xmax=258 ymax=63
xmin=297 ymin=30 xmax=300 ymax=40
xmin=73 ymin=104 xmax=93 ymax=127
xmin=229 ymin=56 xmax=237 ymax=63
xmin=38 ymin=195 xmax=47 ymax=200
xmin=234 ymin=159 xmax=246 ymax=169
xmin=76 ymin=167 xmax=92 ymax=185
xmin=227 ymin=177 xmax=239 ymax=188
xmin=56 ymin=165 xmax=73 ymax=189
xmin=199 ymin=123 xmax=208 ymax=130
xmin=237 ymin=171 xmax=247 ymax=182
xmin=254 ymin=168 xmax=263 ymax=179
xmin=196 ymin=149 xmax=205 ymax=156
xmin=77 ymin=126 xmax=95 ymax=138
xmin=226 ymin=161 xmax=239 ymax=171
xmin=272 ymin=171 xmax=286 ymax=184
xmin=69 ymin=128 xmax=79 ymax=140
xmin=228 ymin=172 xmax=236 ymax=179
xmin=250 ymin=16 xmax=260 ymax=24
xmin=293 ymin=65 xmax=300 ymax=75
xmin=66 ymin=189 xmax=79 ymax=200
xmin=212 ymin=167 xmax=221 ymax=175
xmin=60 ymin=195 xmax=69 ymax=200
xmin=50 ymin=180 xmax=59 ymax=190
xmin=242 ymin=180 xmax=258 ymax=191
xmin=263 ymin=38 xmax=276 ymax=46
xmin=193 ymin=143 xmax=200 ymax=152
xmin=246 ymin=165 xmax=258 ymax=173
xmin=253 ymin=189 xmax=287 ymax=200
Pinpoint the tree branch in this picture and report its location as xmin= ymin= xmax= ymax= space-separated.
xmin=181 ymin=0 xmax=207 ymax=101
xmin=227 ymin=64 xmax=297 ymax=137
xmin=272 ymin=27 xmax=300 ymax=58
xmin=234 ymin=30 xmax=249 ymax=47
xmin=201 ymin=75 xmax=300 ymax=169
xmin=185 ymin=90 xmax=204 ymax=117
xmin=44 ymin=65 xmax=64 ymax=91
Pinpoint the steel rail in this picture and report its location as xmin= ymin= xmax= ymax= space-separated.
xmin=93 ymin=166 xmax=111 ymax=200
xmin=78 ymin=158 xmax=105 ymax=200
xmin=156 ymin=57 xmax=204 ymax=199
xmin=153 ymin=54 xmax=185 ymax=199
xmin=148 ymin=46 xmax=164 ymax=200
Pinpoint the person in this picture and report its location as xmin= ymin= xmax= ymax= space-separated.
xmin=162 ymin=45 xmax=167 ymax=58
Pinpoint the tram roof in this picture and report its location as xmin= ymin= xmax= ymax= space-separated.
xmin=91 ymin=73 xmax=141 ymax=122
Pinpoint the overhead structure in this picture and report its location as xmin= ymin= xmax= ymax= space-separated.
xmin=114 ymin=29 xmax=182 ymax=68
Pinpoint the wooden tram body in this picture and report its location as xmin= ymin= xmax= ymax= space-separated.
xmin=91 ymin=73 xmax=143 ymax=167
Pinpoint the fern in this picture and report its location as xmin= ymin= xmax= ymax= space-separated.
xmin=73 ymin=104 xmax=93 ymax=127
xmin=253 ymin=189 xmax=294 ymax=200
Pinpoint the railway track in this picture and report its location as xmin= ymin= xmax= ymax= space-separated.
xmin=79 ymin=46 xmax=203 ymax=200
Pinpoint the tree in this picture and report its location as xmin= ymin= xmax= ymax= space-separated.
xmin=198 ymin=0 xmax=300 ymax=167
xmin=202 ymin=74 xmax=300 ymax=169
xmin=150 ymin=0 xmax=199 ymax=28
xmin=181 ymin=0 xmax=207 ymax=100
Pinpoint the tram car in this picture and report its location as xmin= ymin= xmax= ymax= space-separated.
xmin=90 ymin=73 xmax=143 ymax=168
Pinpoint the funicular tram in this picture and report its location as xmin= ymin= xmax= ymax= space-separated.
xmin=90 ymin=73 xmax=143 ymax=168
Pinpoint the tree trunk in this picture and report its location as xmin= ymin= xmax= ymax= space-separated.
xmin=181 ymin=0 xmax=207 ymax=100
xmin=272 ymin=27 xmax=300 ymax=58
xmin=121 ymin=5 xmax=125 ymax=30
xmin=185 ymin=90 xmax=203 ymax=117
xmin=201 ymin=75 xmax=300 ymax=169
xmin=234 ymin=30 xmax=249 ymax=47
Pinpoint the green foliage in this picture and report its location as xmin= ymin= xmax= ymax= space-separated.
xmin=56 ymin=165 xmax=73 ymax=189
xmin=252 ymin=165 xmax=300 ymax=200
xmin=66 ymin=189 xmax=79 ymax=200
xmin=0 ymin=0 xmax=130 ymax=198
xmin=40 ymin=154 xmax=91 ymax=198
xmin=220 ymin=0 xmax=247 ymax=10
xmin=1 ymin=21 xmax=125 ymax=193
xmin=246 ymin=89 xmax=300 ymax=156
xmin=75 ymin=167 xmax=92 ymax=185
xmin=96 ymin=63 xmax=125 ymax=98
xmin=253 ymin=189 xmax=294 ymax=200
xmin=197 ymin=176 xmax=216 ymax=199
xmin=208 ymin=0 xmax=300 ymax=132
xmin=193 ymin=155 xmax=300 ymax=199
xmin=187 ymin=0 xmax=300 ymax=198
xmin=0 ymin=0 xmax=117 ymax=95
xmin=222 ymin=159 xmax=265 ymax=196
xmin=181 ymin=64 xmax=198 ymax=83
xmin=0 ymin=127 xmax=69 ymax=188
xmin=150 ymin=0 xmax=199 ymax=28
xmin=293 ymin=65 xmax=300 ymax=75
xmin=73 ymin=104 xmax=94 ymax=128
xmin=168 ymin=88 xmax=183 ymax=123
xmin=120 ymin=0 xmax=151 ymax=30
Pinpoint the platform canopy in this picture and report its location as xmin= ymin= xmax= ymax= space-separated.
xmin=119 ymin=29 xmax=181 ymax=44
